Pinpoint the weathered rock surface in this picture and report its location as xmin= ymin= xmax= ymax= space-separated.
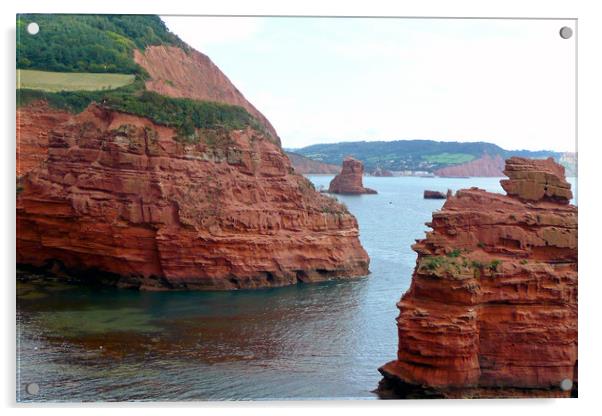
xmin=379 ymin=157 xmax=577 ymax=398
xmin=17 ymin=103 xmax=369 ymax=290
xmin=501 ymin=157 xmax=573 ymax=204
xmin=286 ymin=151 xmax=341 ymax=174
xmin=328 ymin=158 xmax=377 ymax=195
xmin=435 ymin=154 xmax=504 ymax=178
xmin=134 ymin=45 xmax=279 ymax=143
xmin=17 ymin=102 xmax=71 ymax=177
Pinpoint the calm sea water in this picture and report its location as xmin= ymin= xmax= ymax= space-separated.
xmin=16 ymin=176 xmax=577 ymax=401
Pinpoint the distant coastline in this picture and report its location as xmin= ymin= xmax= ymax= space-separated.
xmin=287 ymin=140 xmax=576 ymax=177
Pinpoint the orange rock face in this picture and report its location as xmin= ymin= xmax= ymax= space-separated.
xmin=379 ymin=157 xmax=577 ymax=398
xmin=328 ymin=158 xmax=377 ymax=195
xmin=16 ymin=102 xmax=71 ymax=177
xmin=16 ymin=104 xmax=369 ymax=290
xmin=435 ymin=154 xmax=505 ymax=177
xmin=134 ymin=46 xmax=279 ymax=143
xmin=501 ymin=157 xmax=573 ymax=204
xmin=286 ymin=152 xmax=341 ymax=175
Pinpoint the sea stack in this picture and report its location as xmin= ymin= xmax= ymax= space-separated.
xmin=378 ymin=157 xmax=577 ymax=398
xmin=328 ymin=157 xmax=377 ymax=195
xmin=17 ymin=39 xmax=370 ymax=290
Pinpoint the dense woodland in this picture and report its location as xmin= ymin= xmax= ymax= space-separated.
xmin=17 ymin=14 xmax=187 ymax=74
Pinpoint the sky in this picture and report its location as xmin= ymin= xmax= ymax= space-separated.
xmin=161 ymin=16 xmax=576 ymax=152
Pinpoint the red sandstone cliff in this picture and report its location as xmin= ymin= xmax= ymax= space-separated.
xmin=286 ymin=152 xmax=341 ymax=174
xmin=17 ymin=103 xmax=71 ymax=177
xmin=435 ymin=154 xmax=505 ymax=177
xmin=17 ymin=41 xmax=371 ymax=290
xmin=328 ymin=158 xmax=377 ymax=195
xmin=379 ymin=157 xmax=577 ymax=398
xmin=133 ymin=46 xmax=279 ymax=143
xmin=17 ymin=104 xmax=369 ymax=290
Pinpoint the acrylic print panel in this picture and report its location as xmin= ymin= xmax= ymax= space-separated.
xmin=16 ymin=14 xmax=577 ymax=401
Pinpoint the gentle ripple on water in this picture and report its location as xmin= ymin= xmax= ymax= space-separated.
xmin=16 ymin=175 xmax=576 ymax=401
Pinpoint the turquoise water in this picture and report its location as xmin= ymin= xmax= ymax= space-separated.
xmin=16 ymin=176 xmax=576 ymax=401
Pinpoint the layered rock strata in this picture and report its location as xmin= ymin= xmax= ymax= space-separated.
xmin=17 ymin=103 xmax=71 ymax=177
xmin=328 ymin=157 xmax=377 ymax=195
xmin=379 ymin=157 xmax=577 ymax=398
xmin=17 ymin=103 xmax=370 ymax=290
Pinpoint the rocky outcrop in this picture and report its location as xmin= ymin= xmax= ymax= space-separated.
xmin=423 ymin=190 xmax=449 ymax=199
xmin=501 ymin=157 xmax=573 ymax=204
xmin=328 ymin=158 xmax=377 ymax=195
xmin=16 ymin=102 xmax=370 ymax=290
xmin=134 ymin=45 xmax=279 ymax=144
xmin=435 ymin=154 xmax=504 ymax=177
xmin=379 ymin=157 xmax=577 ymax=398
xmin=286 ymin=152 xmax=341 ymax=174
xmin=17 ymin=102 xmax=71 ymax=177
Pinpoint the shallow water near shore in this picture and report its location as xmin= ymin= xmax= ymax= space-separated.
xmin=16 ymin=176 xmax=576 ymax=401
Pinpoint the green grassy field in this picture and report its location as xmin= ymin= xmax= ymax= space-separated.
xmin=422 ymin=153 xmax=475 ymax=164
xmin=17 ymin=69 xmax=135 ymax=92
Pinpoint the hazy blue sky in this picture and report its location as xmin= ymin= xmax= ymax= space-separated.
xmin=161 ymin=16 xmax=575 ymax=152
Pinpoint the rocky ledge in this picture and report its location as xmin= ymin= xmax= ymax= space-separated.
xmin=328 ymin=157 xmax=377 ymax=195
xmin=17 ymin=103 xmax=369 ymax=290
xmin=378 ymin=157 xmax=577 ymax=398
xmin=424 ymin=190 xmax=450 ymax=199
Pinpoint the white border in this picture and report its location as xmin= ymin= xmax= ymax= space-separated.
xmin=2 ymin=1 xmax=602 ymax=415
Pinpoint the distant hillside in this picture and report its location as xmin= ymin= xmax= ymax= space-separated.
xmin=292 ymin=140 xmax=564 ymax=175
xmin=286 ymin=152 xmax=341 ymax=174
xmin=435 ymin=154 xmax=505 ymax=177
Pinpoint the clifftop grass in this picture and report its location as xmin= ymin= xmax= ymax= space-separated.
xmin=18 ymin=84 xmax=267 ymax=141
xmin=17 ymin=69 xmax=135 ymax=92
xmin=16 ymin=15 xmax=270 ymax=142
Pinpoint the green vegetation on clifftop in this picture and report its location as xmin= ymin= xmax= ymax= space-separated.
xmin=17 ymin=69 xmax=135 ymax=92
xmin=17 ymin=15 xmax=268 ymax=142
xmin=422 ymin=153 xmax=475 ymax=164
xmin=17 ymin=14 xmax=187 ymax=74
xmin=18 ymin=86 xmax=265 ymax=141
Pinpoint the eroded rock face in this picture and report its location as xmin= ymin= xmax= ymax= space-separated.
xmin=134 ymin=45 xmax=279 ymax=144
xmin=379 ymin=157 xmax=577 ymax=398
xmin=501 ymin=157 xmax=573 ymax=204
xmin=17 ymin=104 xmax=369 ymax=290
xmin=17 ymin=103 xmax=71 ymax=177
xmin=328 ymin=158 xmax=377 ymax=195
xmin=286 ymin=152 xmax=341 ymax=174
